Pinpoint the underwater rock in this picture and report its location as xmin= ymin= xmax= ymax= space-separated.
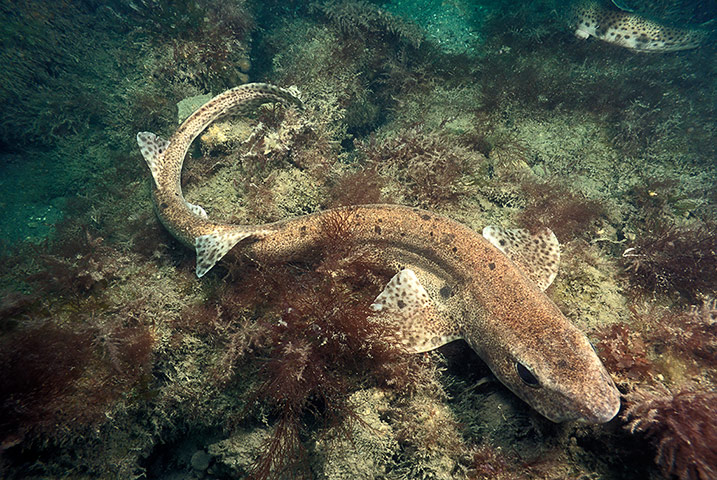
xmin=382 ymin=0 xmax=487 ymax=55
xmin=314 ymin=389 xmax=399 ymax=479
xmin=190 ymin=449 xmax=211 ymax=471
xmin=178 ymin=93 xmax=214 ymax=124
xmin=207 ymin=429 xmax=270 ymax=477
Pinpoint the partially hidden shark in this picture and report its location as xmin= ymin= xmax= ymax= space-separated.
xmin=137 ymin=83 xmax=620 ymax=423
xmin=572 ymin=0 xmax=707 ymax=52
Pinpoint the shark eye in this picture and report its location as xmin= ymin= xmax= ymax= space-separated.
xmin=516 ymin=362 xmax=540 ymax=388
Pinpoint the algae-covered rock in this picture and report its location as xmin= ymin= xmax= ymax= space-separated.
xmin=190 ymin=449 xmax=211 ymax=471
xmin=382 ymin=0 xmax=489 ymax=55
xmin=200 ymin=119 xmax=255 ymax=153
xmin=270 ymin=168 xmax=324 ymax=216
xmin=314 ymin=389 xmax=398 ymax=479
xmin=207 ymin=428 xmax=271 ymax=477
xmin=178 ymin=93 xmax=214 ymax=124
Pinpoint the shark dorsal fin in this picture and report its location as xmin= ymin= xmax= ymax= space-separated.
xmin=482 ymin=226 xmax=560 ymax=291
xmin=136 ymin=132 xmax=170 ymax=186
xmin=370 ymin=269 xmax=462 ymax=353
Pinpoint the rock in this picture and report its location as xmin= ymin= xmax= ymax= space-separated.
xmin=177 ymin=94 xmax=213 ymax=124
xmin=190 ymin=450 xmax=212 ymax=471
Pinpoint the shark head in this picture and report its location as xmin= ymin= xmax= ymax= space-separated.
xmin=475 ymin=226 xmax=620 ymax=422
xmin=471 ymin=309 xmax=621 ymax=423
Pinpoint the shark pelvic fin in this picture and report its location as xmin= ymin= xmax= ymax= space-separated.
xmin=482 ymin=226 xmax=560 ymax=291
xmin=136 ymin=131 xmax=170 ymax=186
xmin=371 ymin=268 xmax=462 ymax=353
xmin=186 ymin=201 xmax=208 ymax=219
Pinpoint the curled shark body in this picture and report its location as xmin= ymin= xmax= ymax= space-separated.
xmin=137 ymin=83 xmax=620 ymax=423
xmin=572 ymin=1 xmax=706 ymax=52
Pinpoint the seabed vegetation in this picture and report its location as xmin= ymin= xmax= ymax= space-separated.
xmin=0 ymin=0 xmax=716 ymax=479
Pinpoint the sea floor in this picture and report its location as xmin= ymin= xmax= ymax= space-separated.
xmin=1 ymin=1 xmax=716 ymax=479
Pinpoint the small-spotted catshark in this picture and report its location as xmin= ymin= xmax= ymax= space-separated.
xmin=137 ymin=83 xmax=620 ymax=423
xmin=572 ymin=0 xmax=706 ymax=52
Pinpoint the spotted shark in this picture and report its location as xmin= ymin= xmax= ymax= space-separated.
xmin=137 ymin=83 xmax=620 ymax=423
xmin=572 ymin=0 xmax=706 ymax=52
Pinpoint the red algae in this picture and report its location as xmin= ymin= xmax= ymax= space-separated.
xmin=624 ymin=385 xmax=717 ymax=480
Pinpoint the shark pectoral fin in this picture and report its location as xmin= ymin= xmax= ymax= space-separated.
xmin=136 ymin=132 xmax=170 ymax=186
xmin=186 ymin=201 xmax=208 ymax=219
xmin=370 ymin=268 xmax=462 ymax=353
xmin=575 ymin=28 xmax=591 ymax=39
xmin=195 ymin=228 xmax=270 ymax=277
xmin=482 ymin=226 xmax=561 ymax=291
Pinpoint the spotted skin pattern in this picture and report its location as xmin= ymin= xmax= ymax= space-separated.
xmin=572 ymin=1 xmax=705 ymax=52
xmin=482 ymin=226 xmax=560 ymax=291
xmin=137 ymin=84 xmax=620 ymax=423
xmin=137 ymin=84 xmax=300 ymax=276
xmin=370 ymin=268 xmax=462 ymax=352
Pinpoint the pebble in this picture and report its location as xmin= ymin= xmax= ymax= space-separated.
xmin=191 ymin=450 xmax=211 ymax=471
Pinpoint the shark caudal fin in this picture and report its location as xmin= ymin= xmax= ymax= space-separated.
xmin=370 ymin=269 xmax=462 ymax=352
xmin=137 ymin=131 xmax=210 ymax=219
xmin=136 ymin=132 xmax=169 ymax=186
xmin=482 ymin=226 xmax=560 ymax=291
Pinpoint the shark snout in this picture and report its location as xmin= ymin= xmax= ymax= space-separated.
xmin=580 ymin=371 xmax=621 ymax=424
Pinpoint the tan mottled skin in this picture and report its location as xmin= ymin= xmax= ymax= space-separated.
xmin=150 ymin=83 xmax=302 ymax=247
xmin=144 ymin=84 xmax=620 ymax=423
xmin=572 ymin=1 xmax=705 ymax=52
